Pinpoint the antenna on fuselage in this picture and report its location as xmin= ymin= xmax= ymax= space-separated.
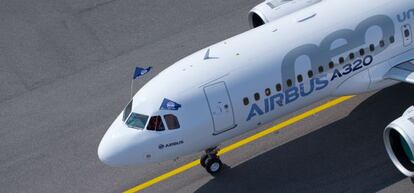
xmin=204 ymin=48 xmax=219 ymax=60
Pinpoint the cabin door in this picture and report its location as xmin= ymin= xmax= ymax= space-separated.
xmin=204 ymin=82 xmax=236 ymax=135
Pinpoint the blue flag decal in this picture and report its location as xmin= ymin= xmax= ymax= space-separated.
xmin=160 ymin=98 xmax=182 ymax=110
xmin=133 ymin=67 xmax=152 ymax=79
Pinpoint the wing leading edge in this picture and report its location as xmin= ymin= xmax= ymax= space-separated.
xmin=385 ymin=60 xmax=414 ymax=84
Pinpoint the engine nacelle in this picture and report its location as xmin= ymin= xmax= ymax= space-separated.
xmin=248 ymin=0 xmax=322 ymax=28
xmin=384 ymin=106 xmax=414 ymax=177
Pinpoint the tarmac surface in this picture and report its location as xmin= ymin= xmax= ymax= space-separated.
xmin=1 ymin=0 xmax=414 ymax=193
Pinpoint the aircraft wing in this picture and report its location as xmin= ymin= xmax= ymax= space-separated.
xmin=384 ymin=60 xmax=414 ymax=84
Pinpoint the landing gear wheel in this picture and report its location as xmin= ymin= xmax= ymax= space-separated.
xmin=200 ymin=154 xmax=208 ymax=168
xmin=205 ymin=157 xmax=222 ymax=175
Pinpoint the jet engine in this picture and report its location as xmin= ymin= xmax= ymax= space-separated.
xmin=384 ymin=106 xmax=414 ymax=177
xmin=248 ymin=0 xmax=322 ymax=28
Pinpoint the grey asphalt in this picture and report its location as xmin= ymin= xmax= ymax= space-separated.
xmin=0 ymin=1 xmax=413 ymax=193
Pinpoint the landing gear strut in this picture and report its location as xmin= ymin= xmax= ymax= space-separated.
xmin=200 ymin=147 xmax=222 ymax=175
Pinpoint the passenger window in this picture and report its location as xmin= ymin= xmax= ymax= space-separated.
xmin=349 ymin=53 xmax=355 ymax=60
xmin=254 ymin=93 xmax=260 ymax=101
xmin=369 ymin=44 xmax=375 ymax=52
xmin=339 ymin=57 xmax=344 ymax=64
xmin=359 ymin=48 xmax=365 ymax=56
xmin=297 ymin=75 xmax=303 ymax=83
xmin=243 ymin=97 xmax=249 ymax=106
xmin=390 ymin=36 xmax=395 ymax=43
xmin=287 ymin=79 xmax=293 ymax=87
xmin=265 ymin=88 xmax=271 ymax=96
xmin=164 ymin=114 xmax=180 ymax=130
xmin=318 ymin=66 xmax=324 ymax=73
xmin=380 ymin=40 xmax=385 ymax=47
xmin=276 ymin=84 xmax=282 ymax=92
xmin=147 ymin=116 xmax=165 ymax=131
xmin=329 ymin=61 xmax=334 ymax=69
xmin=308 ymin=70 xmax=314 ymax=78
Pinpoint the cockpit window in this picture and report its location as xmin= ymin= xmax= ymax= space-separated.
xmin=123 ymin=100 xmax=133 ymax=121
xmin=147 ymin=116 xmax=165 ymax=131
xmin=164 ymin=114 xmax=180 ymax=130
xmin=125 ymin=113 xmax=149 ymax=129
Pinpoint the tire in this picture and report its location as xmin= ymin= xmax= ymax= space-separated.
xmin=205 ymin=157 xmax=222 ymax=175
xmin=200 ymin=154 xmax=208 ymax=168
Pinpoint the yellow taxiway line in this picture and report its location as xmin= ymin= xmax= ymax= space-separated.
xmin=123 ymin=96 xmax=354 ymax=193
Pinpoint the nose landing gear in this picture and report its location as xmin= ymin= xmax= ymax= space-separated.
xmin=200 ymin=147 xmax=223 ymax=175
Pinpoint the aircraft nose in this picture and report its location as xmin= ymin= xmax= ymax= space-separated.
xmin=97 ymin=137 xmax=120 ymax=167
xmin=98 ymin=121 xmax=140 ymax=167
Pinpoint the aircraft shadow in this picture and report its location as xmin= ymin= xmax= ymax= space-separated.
xmin=195 ymin=83 xmax=414 ymax=193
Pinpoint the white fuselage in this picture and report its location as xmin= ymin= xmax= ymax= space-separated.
xmin=98 ymin=0 xmax=414 ymax=167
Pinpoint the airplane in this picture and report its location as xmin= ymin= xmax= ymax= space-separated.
xmin=98 ymin=0 xmax=414 ymax=177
